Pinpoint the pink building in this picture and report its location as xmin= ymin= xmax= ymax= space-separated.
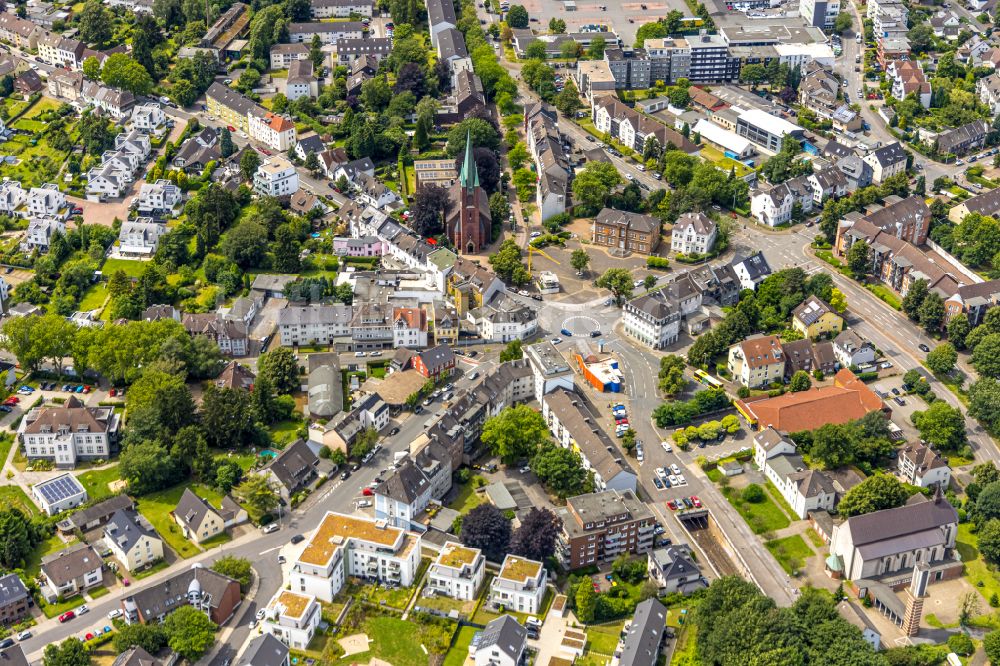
xmin=333 ymin=235 xmax=385 ymax=257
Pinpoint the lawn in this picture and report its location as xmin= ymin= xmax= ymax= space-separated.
xmin=27 ymin=534 xmax=79 ymax=578
xmin=336 ymin=615 xmax=455 ymax=666
xmin=447 ymin=477 xmax=485 ymax=514
xmin=215 ymin=449 xmax=261 ymax=472
xmin=957 ymin=523 xmax=1000 ymax=605
xmin=88 ymin=585 xmax=110 ymax=599
xmin=0 ymin=484 xmax=37 ymax=516
xmin=12 ymin=119 xmax=46 ymax=133
xmin=699 ymin=144 xmax=754 ymax=178
xmin=866 ymin=283 xmax=902 ymax=310
xmin=135 ymin=483 xmax=227 ymax=559
xmin=78 ymin=284 xmax=109 ymax=312
xmin=764 ymin=480 xmax=798 ymax=522
xmin=23 ymin=96 xmax=62 ymax=119
xmin=586 ymin=622 xmax=625 ymax=655
xmin=101 ymin=258 xmax=147 ymax=278
xmin=805 ymin=528 xmax=826 ymax=549
xmin=39 ymin=594 xmax=83 ymax=619
xmin=765 ymin=535 xmax=814 ymax=575
xmin=721 ymin=486 xmax=790 ymax=534
xmin=75 ymin=465 xmax=122 ymax=502
xmin=0 ymin=433 xmax=14 ymax=468
xmin=269 ymin=419 xmax=303 ymax=447
xmin=442 ymin=625 xmax=478 ymax=666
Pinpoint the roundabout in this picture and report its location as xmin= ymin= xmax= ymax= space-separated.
xmin=560 ymin=315 xmax=603 ymax=337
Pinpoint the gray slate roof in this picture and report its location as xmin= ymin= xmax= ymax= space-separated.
xmin=476 ymin=615 xmax=526 ymax=661
xmin=105 ymin=509 xmax=158 ymax=554
xmin=619 ymin=598 xmax=667 ymax=666
xmin=239 ymin=634 xmax=288 ymax=666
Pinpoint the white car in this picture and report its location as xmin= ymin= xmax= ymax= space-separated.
xmin=357 ymin=499 xmax=372 ymax=508
xmin=660 ymin=441 xmax=672 ymax=452
xmin=108 ymin=609 xmax=122 ymax=620
xmin=625 ymin=173 xmax=634 ymax=180
xmin=76 ymin=605 xmax=89 ymax=615
xmin=15 ymin=631 xmax=31 ymax=641
xmin=636 ymin=448 xmax=644 ymax=463
xmin=256 ymin=609 xmax=266 ymax=621
xmin=530 ymin=231 xmax=541 ymax=238
xmin=670 ymin=463 xmax=681 ymax=475
xmin=655 ymin=467 xmax=668 ymax=480
xmin=668 ymin=474 xmax=678 ymax=485
xmin=676 ymin=474 xmax=687 ymax=485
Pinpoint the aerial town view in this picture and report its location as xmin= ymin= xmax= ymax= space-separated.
xmin=3 ymin=0 xmax=1000 ymax=661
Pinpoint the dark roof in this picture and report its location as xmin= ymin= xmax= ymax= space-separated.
xmin=41 ymin=543 xmax=102 ymax=587
xmin=418 ymin=344 xmax=455 ymax=371
xmin=0 ymin=574 xmax=27 ymax=608
xmin=0 ymin=647 xmax=28 ymax=666
xmin=866 ymin=141 xmax=907 ymax=167
xmin=842 ymin=495 xmax=957 ymax=547
xmin=437 ymin=27 xmax=468 ymax=59
xmin=104 ymin=509 xmax=158 ymax=554
xmin=376 ymin=460 xmax=430 ymax=504
xmin=66 ymin=494 xmax=135 ymax=530
xmin=238 ymin=634 xmax=288 ymax=666
xmin=936 ymin=120 xmax=990 ymax=154
xmin=958 ymin=186 xmax=1000 ymax=217
xmin=477 ymin=615 xmax=526 ymax=660
xmin=174 ymin=488 xmax=220 ymax=532
xmin=112 ymin=647 xmax=160 ymax=666
xmin=618 ymin=599 xmax=667 ymax=666
xmin=649 ymin=546 xmax=702 ymax=584
xmin=734 ymin=251 xmax=772 ymax=281
xmin=297 ymin=134 xmax=325 ymax=156
xmin=595 ymin=208 xmax=659 ymax=234
xmin=265 ymin=439 xmax=319 ymax=492
xmin=124 ymin=565 xmax=238 ymax=621
xmin=426 ymin=0 xmax=457 ymax=27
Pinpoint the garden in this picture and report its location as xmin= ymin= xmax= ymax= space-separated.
xmin=134 ymin=482 xmax=231 ymax=558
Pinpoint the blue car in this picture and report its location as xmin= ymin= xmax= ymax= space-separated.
xmin=75 ymin=385 xmax=84 ymax=393
xmin=18 ymin=386 xmax=32 ymax=392
xmin=560 ymin=328 xmax=572 ymax=337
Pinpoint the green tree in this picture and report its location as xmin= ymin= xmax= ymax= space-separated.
xmin=219 ymin=128 xmax=235 ymax=158
xmin=549 ymin=17 xmax=566 ymax=33
xmin=43 ymin=638 xmax=89 ymax=666
xmin=975 ymin=333 xmax=1000 ymax=378
xmin=846 ymin=239 xmax=872 ymax=276
xmin=258 ymin=347 xmax=301 ymax=394
xmin=120 ymin=440 xmax=185 ymax=495
xmin=512 ymin=168 xmax=536 ymax=203
xmin=309 ymin=34 xmax=324 ymax=70
xmin=531 ymin=445 xmax=591 ymax=498
xmin=482 ymin=404 xmax=548 ymax=463
xmin=789 ymin=370 xmax=812 ymax=392
xmin=587 ymin=37 xmax=606 ymax=59
xmin=525 ymin=40 xmax=548 ymax=60
xmin=506 ymin=4 xmax=529 ymax=27
xmin=570 ymin=248 xmax=590 ymax=274
xmin=902 ymin=279 xmax=929 ymax=319
xmin=113 ymin=624 xmax=168 ymax=655
xmin=575 ymin=578 xmax=597 ymax=622
xmin=234 ymin=474 xmax=281 ymax=519
xmin=554 ymin=78 xmax=582 ymax=118
xmin=572 ymin=161 xmax=622 ymax=213
xmin=742 ymin=484 xmax=765 ymax=503
xmin=79 ymin=0 xmax=112 ymax=46
xmin=833 ymin=11 xmax=853 ymax=33
xmin=489 ymin=239 xmax=529 ymax=285
xmin=918 ymin=292 xmax=945 ymax=333
xmin=489 ymin=191 xmax=511 ymax=225
xmin=740 ymin=63 xmax=766 ymax=89
xmin=240 ymin=149 xmax=262 ymax=182
xmin=948 ymin=315 xmax=972 ymax=349
xmin=837 ymin=473 xmax=909 ymax=517
xmin=913 ymin=401 xmax=966 ymax=450
xmin=0 ymin=508 xmax=40 ymax=568
xmin=499 ymin=339 xmax=523 ymax=362
xmin=211 ymin=556 xmax=253 ymax=591
xmin=200 ymin=385 xmax=256 ymax=449
xmin=926 ymin=342 xmax=958 ymax=374
xmin=221 ymin=221 xmax=268 ymax=268
xmin=101 ymin=53 xmax=153 ymax=95
xmin=82 ymin=56 xmax=101 ymax=80
xmin=658 ymin=355 xmax=687 ymax=397
xmin=163 ymin=605 xmax=217 ymax=662
xmin=983 ymin=630 xmax=1000 ymax=663
xmin=596 ymin=268 xmax=634 ymax=305
xmin=971 ymin=378 xmax=1000 ymax=433
xmin=446 ymin=118 xmax=500 ymax=157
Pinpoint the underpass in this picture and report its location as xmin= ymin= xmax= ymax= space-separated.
xmin=675 ymin=509 xmax=740 ymax=578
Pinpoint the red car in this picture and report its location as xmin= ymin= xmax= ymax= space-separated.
xmin=85 ymin=633 xmax=94 ymax=641
xmin=667 ymin=500 xmax=678 ymax=511
xmin=615 ymin=417 xmax=628 ymax=425
xmin=362 ymin=487 xmax=374 ymax=496
xmin=109 ymin=388 xmax=117 ymax=397
xmin=83 ymin=385 xmax=91 ymax=393
xmin=227 ymin=125 xmax=237 ymax=132
xmin=3 ymin=397 xmax=18 ymax=406
xmin=58 ymin=611 xmax=75 ymax=623
xmin=691 ymin=496 xmax=702 ymax=508
xmin=261 ymin=149 xmax=272 ymax=156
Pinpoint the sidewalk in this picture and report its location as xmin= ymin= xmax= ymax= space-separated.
xmin=197 ymin=566 xmax=263 ymax=666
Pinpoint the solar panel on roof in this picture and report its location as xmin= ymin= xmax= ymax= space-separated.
xmin=36 ymin=475 xmax=84 ymax=503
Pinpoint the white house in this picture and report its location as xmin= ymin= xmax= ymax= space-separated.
xmin=732 ymin=252 xmax=773 ymax=290
xmin=471 ymin=616 xmax=526 ymax=666
xmin=21 ymin=218 xmax=66 ymax=253
xmin=488 ymin=555 xmax=547 ymax=614
xmin=750 ymin=175 xmax=813 ymax=227
xmin=285 ymin=60 xmax=319 ymax=101
xmin=39 ymin=544 xmax=103 ymax=602
xmin=18 ymin=396 xmax=120 ymax=467
xmin=392 ymin=307 xmax=428 ymax=348
xmin=0 ymin=180 xmax=27 ymax=215
xmin=670 ymin=212 xmax=717 ymax=255
xmin=980 ymin=73 xmax=1000 ymax=116
xmin=898 ymin=443 xmax=951 ymax=489
xmin=289 ymin=512 xmax=421 ymax=602
xmin=862 ymin=142 xmax=908 ymax=185
xmin=103 ymin=509 xmax=164 ymax=572
xmin=254 ymin=157 xmax=300 ymax=197
xmin=373 ymin=459 xmax=432 ymax=530
xmin=262 ymin=591 xmax=321 ymax=650
xmin=131 ymin=104 xmax=166 ymax=133
xmin=26 ymin=183 xmax=67 ymax=218
xmin=118 ymin=219 xmax=168 ymax=257
xmin=31 ymin=473 xmax=88 ymax=516
xmin=136 ymin=180 xmax=183 ymax=216
xmin=86 ymin=162 xmax=128 ymax=199
xmin=753 ymin=427 xmax=836 ymax=519
xmin=278 ymin=305 xmax=353 ymax=346
xmin=355 ymin=173 xmax=400 ymax=209
xmin=427 ymin=542 xmax=485 ymax=601
xmin=833 ymin=329 xmax=876 ymax=368
xmin=248 ymin=112 xmax=297 ymax=152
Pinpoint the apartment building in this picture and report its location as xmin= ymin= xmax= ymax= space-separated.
xmin=591 ymin=208 xmax=661 ymax=255
xmin=290 ymin=512 xmax=421 ymax=602
xmin=487 ymin=555 xmax=547 ymax=614
xmin=18 ymin=396 xmax=120 ymax=468
xmin=287 ymin=21 xmax=364 ymax=44
xmin=262 ymin=591 xmax=321 ymax=650
xmin=750 ymin=175 xmax=814 ymax=227
xmin=427 ymin=542 xmax=485 ymax=601
xmin=862 ymin=142 xmax=908 ymax=184
xmin=557 ymin=489 xmax=656 ymax=569
xmin=897 ymin=442 xmax=951 ymax=489
xmin=254 ymin=157 xmax=300 ymax=197
xmin=310 ymin=0 xmax=374 ymax=17
xmin=671 ymin=212 xmax=717 ymax=255
xmin=727 ymin=335 xmax=785 ymax=388
xmin=799 ymin=0 xmax=840 ymax=28
xmin=278 ymin=305 xmax=353 ymax=346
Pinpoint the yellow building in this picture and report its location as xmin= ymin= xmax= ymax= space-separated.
xmin=446 ymin=257 xmax=501 ymax=317
xmin=791 ymin=295 xmax=843 ymax=339
xmin=206 ymin=81 xmax=255 ymax=132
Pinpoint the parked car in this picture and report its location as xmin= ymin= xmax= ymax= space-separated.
xmin=691 ymin=496 xmax=702 ymax=508
xmin=15 ymin=631 xmax=30 ymax=641
xmin=560 ymin=328 xmax=572 ymax=336
xmin=653 ymin=477 xmax=664 ymax=490
xmin=0 ymin=639 xmax=14 ymax=649
xmin=59 ymin=611 xmax=75 ymax=623
xmin=290 ymin=534 xmax=305 ymax=544
xmin=261 ymin=523 xmax=280 ymax=534
xmin=76 ymin=605 xmax=89 ymax=615
xmin=362 ymin=487 xmax=374 ymax=496
xmin=340 ymin=470 xmax=351 ymax=480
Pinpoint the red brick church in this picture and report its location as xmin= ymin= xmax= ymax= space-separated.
xmin=446 ymin=131 xmax=492 ymax=254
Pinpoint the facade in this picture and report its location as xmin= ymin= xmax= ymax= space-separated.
xmin=287 ymin=21 xmax=364 ymax=43
xmin=0 ymin=575 xmax=29 ymax=626
xmin=833 ymin=329 xmax=876 ymax=368
xmin=310 ymin=0 xmax=374 ymax=17
xmin=935 ymin=119 xmax=990 ymax=156
xmin=671 ymin=212 xmax=717 ymax=255
xmin=727 ymin=335 xmax=785 ymax=388
xmin=39 ymin=544 xmax=102 ymax=601
xmin=862 ymin=142 xmax=908 ymax=184
xmin=799 ymin=0 xmax=841 ymax=29
xmin=373 ymin=459 xmax=432 ymax=530
xmin=136 ymin=180 xmax=183 ymax=216
xmin=182 ymin=313 xmax=249 ymax=356
xmin=285 ymin=60 xmax=319 ymax=101
xmin=525 ymin=340 xmax=575 ymax=402
xmin=750 ymin=175 xmax=814 ymax=227
xmin=488 ymin=555 xmax=547 ymax=613
xmin=647 ymin=547 xmax=706 ymax=595
xmin=263 ymin=439 xmax=320 ymax=502
xmin=791 ymin=295 xmax=843 ymax=338
xmin=591 ymin=208 xmax=661 ymax=255
xmin=472 ymin=616 xmax=527 ymax=666
xmin=736 ymin=109 xmax=805 ymax=153
xmin=173 ymin=487 xmax=246 ymax=544
xmin=104 ymin=509 xmax=164 ymax=572
xmin=898 ymin=443 xmax=951 ymax=489
xmin=558 ymin=489 xmax=656 ymax=569
xmin=278 ymin=305 xmax=353 ymax=346
xmin=118 ymin=219 xmax=168 ymax=257
xmin=262 ymin=591 xmax=321 ymax=650
xmin=732 ymin=252 xmax=773 ymax=290
xmin=254 ymin=157 xmax=300 ymax=197
xmin=290 ymin=512 xmax=421 ymax=602
xmin=427 ymin=542 xmax=485 ymax=601
xmin=446 ymin=136 xmax=491 ymax=255
xmin=18 ymin=396 xmax=120 ymax=468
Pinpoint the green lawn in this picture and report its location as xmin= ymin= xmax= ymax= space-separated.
xmin=12 ymin=119 xmax=46 ymax=133
xmin=0 ymin=433 xmax=15 ymax=469
xmin=336 ymin=615 xmax=455 ymax=666
xmin=133 ymin=559 xmax=170 ymax=580
xmin=0 ymin=485 xmax=37 ymax=516
xmin=865 ymin=283 xmax=902 ymax=310
xmin=88 ymin=586 xmax=109 ymax=599
xmin=765 ymin=535 xmax=814 ymax=575
xmin=27 ymin=534 xmax=79 ymax=578
xmin=443 ymin=625 xmax=478 ymax=666
xmin=722 ymin=486 xmax=790 ymax=534
xmin=135 ymin=483 xmax=227 ymax=559
xmin=101 ymin=258 xmax=147 ymax=278
xmin=39 ymin=594 xmax=83 ymax=619
xmin=269 ymin=420 xmax=303 ymax=447
xmin=23 ymin=96 xmax=62 ymax=118
xmin=215 ymin=449 xmax=261 ymax=472
xmin=805 ymin=528 xmax=826 ymax=549
xmin=957 ymin=523 xmax=1000 ymax=604
xmin=447 ymin=477 xmax=485 ymax=514
xmin=764 ymin=480 xmax=798 ymax=522
xmin=78 ymin=284 xmax=109 ymax=312
xmin=75 ymin=465 xmax=122 ymax=502
xmin=586 ymin=622 xmax=625 ymax=655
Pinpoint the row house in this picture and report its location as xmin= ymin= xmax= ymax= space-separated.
xmin=0 ymin=12 xmax=40 ymax=49
xmin=310 ymin=0 xmax=375 ymax=18
xmin=47 ymin=69 xmax=83 ymax=102
xmin=334 ymin=38 xmax=392 ymax=67
xmin=753 ymin=428 xmax=838 ymax=519
xmin=592 ymin=95 xmax=698 ymax=157
xmin=182 ymin=313 xmax=249 ymax=356
xmin=28 ymin=182 xmax=67 ymax=219
xmin=206 ymin=83 xmax=297 ymax=152
xmin=270 ymin=43 xmax=309 ymax=69
xmin=38 ymin=32 xmax=84 ymax=69
xmin=525 ymin=103 xmax=570 ymax=220
xmin=87 ymin=130 xmax=152 ymax=199
xmin=835 ymin=194 xmax=930 ymax=249
xmin=81 ymin=81 xmax=136 ymax=119
xmin=287 ymin=21 xmax=364 ymax=44
xmin=391 ymin=307 xmax=428 ymax=348
xmin=944 ymin=280 xmax=1000 ymax=326
xmin=935 ymin=119 xmax=990 ymax=157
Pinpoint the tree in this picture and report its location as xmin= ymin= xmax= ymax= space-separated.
xmin=972 ymin=378 xmax=1000 ymax=433
xmin=43 ymin=639 xmax=89 ymax=666
xmin=912 ymin=401 xmax=966 ymax=451
xmin=489 ymin=239 xmax=529 ymax=285
xmin=234 ymin=474 xmax=280 ymax=519
xmin=918 ymin=292 xmax=945 ymax=333
xmin=499 ymin=339 xmax=523 ymax=362
xmin=453 ymin=147 xmax=500 ymax=193
xmin=509 ymin=507 xmax=561 ymax=560
xmin=79 ymin=0 xmax=112 ymax=46
xmin=506 ymin=4 xmax=529 ymax=27
xmin=948 ymin=315 xmax=972 ymax=349
xmin=489 ymin=192 xmax=510 ymax=226
xmin=587 ymin=37 xmax=606 ymax=59
xmin=120 ymin=440 xmax=185 ymax=495
xmin=240 ymin=149 xmax=262 ymax=181
xmin=131 ymin=13 xmax=162 ymax=79
xmin=549 ymin=17 xmax=566 ymax=33
xmin=554 ymin=78 xmax=582 ymax=118
xmin=570 ymin=249 xmax=590 ymax=274
xmin=481 ymin=404 xmax=548 ymax=463
xmin=596 ymin=268 xmax=634 ymax=305
xmin=833 ymin=11 xmax=852 ymax=33
xmin=258 ymin=347 xmax=300 ymax=394
xmin=446 ymin=118 xmax=500 ymax=157
xmin=975 ymin=333 xmax=1000 ymax=379
xmin=846 ymin=239 xmax=871 ymax=276
xmin=215 ymin=459 xmax=243 ymax=492
xmin=113 ymin=624 xmax=168 ymax=655
xmin=902 ymin=279 xmax=929 ymax=320
xmin=789 ymin=371 xmax=812 ymax=392
xmin=740 ymin=63 xmax=766 ymax=89
xmin=460 ymin=504 xmax=511 ymax=562
xmin=221 ymin=221 xmax=268 ymax=268
xmin=0 ymin=508 xmax=40 ymax=568
xmin=409 ymin=183 xmax=452 ymax=237
xmin=979 ymin=519 xmax=1000 ymax=564
xmin=512 ymin=168 xmax=536 ymax=203
xmin=507 ymin=142 xmax=530 ymax=171
xmin=927 ymin=342 xmax=957 ymax=374
xmin=200 ymin=385 xmax=256 ymax=449
xmin=211 ymin=556 xmax=253 ymax=591
xmin=828 ymin=288 xmax=848 ymax=313
xmin=525 ymin=40 xmax=548 ymax=60
xmin=742 ymin=484 xmax=765 ymax=503
xmin=309 ymin=34 xmax=324 ymax=70
xmin=82 ymin=56 xmax=101 ymax=80
xmin=220 ymin=128 xmax=235 ymax=158
xmin=575 ymin=578 xmax=597 ymax=622
xmin=531 ymin=445 xmax=590 ymax=498
xmin=948 ymin=633 xmax=975 ymax=657
xmin=658 ymin=355 xmax=687 ymax=397
xmin=837 ymin=473 xmax=909 ymax=517
xmin=572 ymin=162 xmax=621 ymax=213
xmin=985 ymin=631 xmax=1000 ymax=664
xmin=101 ymin=53 xmax=153 ymax=96
xmin=164 ymin=605 xmax=217 ymax=662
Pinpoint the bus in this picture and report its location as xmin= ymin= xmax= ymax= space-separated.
xmin=693 ymin=369 xmax=723 ymax=389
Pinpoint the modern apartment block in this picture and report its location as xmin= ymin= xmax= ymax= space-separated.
xmin=558 ymin=489 xmax=656 ymax=569
xmin=290 ymin=512 xmax=421 ymax=602
xmin=262 ymin=591 xmax=322 ymax=650
xmin=427 ymin=542 xmax=485 ymax=601
xmin=487 ymin=555 xmax=547 ymax=614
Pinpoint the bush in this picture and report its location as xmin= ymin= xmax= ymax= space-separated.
xmin=742 ymin=484 xmax=765 ymax=503
xmin=647 ymin=256 xmax=670 ymax=270
xmin=947 ymin=633 xmax=974 ymax=656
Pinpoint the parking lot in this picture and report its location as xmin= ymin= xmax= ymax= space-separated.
xmin=496 ymin=0 xmax=690 ymax=45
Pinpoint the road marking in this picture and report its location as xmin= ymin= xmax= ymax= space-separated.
xmin=259 ymin=546 xmax=281 ymax=555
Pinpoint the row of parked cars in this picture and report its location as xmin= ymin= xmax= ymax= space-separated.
xmin=667 ymin=496 xmax=701 ymax=511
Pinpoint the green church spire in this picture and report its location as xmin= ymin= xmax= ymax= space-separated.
xmin=459 ymin=129 xmax=479 ymax=191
